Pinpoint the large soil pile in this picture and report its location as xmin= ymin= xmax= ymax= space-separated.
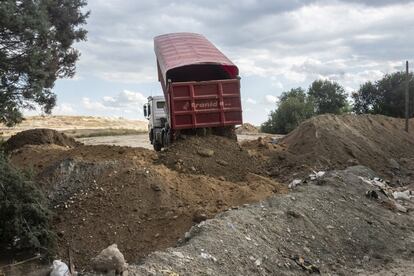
xmin=244 ymin=114 xmax=414 ymax=181
xmin=158 ymin=135 xmax=264 ymax=182
xmin=3 ymin=128 xmax=80 ymax=152
xmin=235 ymin=123 xmax=259 ymax=134
xmin=130 ymin=166 xmax=414 ymax=275
xmin=9 ymin=143 xmax=285 ymax=269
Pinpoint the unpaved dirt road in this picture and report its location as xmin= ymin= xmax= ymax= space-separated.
xmin=77 ymin=133 xmax=281 ymax=149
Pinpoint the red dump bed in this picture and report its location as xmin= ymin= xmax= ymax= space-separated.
xmin=154 ymin=33 xmax=242 ymax=130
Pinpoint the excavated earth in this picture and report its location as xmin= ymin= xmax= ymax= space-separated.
xmin=157 ymin=135 xmax=265 ymax=182
xmin=4 ymin=114 xmax=414 ymax=275
xmin=243 ymin=114 xmax=414 ymax=183
xmin=128 ymin=166 xmax=414 ymax=275
xmin=3 ymin=128 xmax=80 ymax=153
xmin=8 ymin=134 xmax=285 ymax=270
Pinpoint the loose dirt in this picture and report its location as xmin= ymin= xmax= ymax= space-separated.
xmin=243 ymin=114 xmax=414 ymax=182
xmin=5 ymin=114 xmax=414 ymax=275
xmin=9 ymin=140 xmax=285 ymax=270
xmin=3 ymin=129 xmax=80 ymax=153
xmin=128 ymin=166 xmax=414 ymax=275
xmin=158 ymin=135 xmax=265 ymax=182
xmin=235 ymin=123 xmax=259 ymax=134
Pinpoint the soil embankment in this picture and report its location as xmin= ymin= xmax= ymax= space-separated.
xmin=4 ymin=114 xmax=414 ymax=274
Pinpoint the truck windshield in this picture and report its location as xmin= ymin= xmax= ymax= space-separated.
xmin=157 ymin=101 xmax=165 ymax=109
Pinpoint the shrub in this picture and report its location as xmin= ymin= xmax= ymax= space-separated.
xmin=0 ymin=153 xmax=54 ymax=251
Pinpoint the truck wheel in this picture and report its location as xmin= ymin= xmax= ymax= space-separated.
xmin=163 ymin=129 xmax=170 ymax=147
xmin=153 ymin=142 xmax=162 ymax=151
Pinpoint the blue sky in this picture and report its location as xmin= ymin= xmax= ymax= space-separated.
xmin=30 ymin=0 xmax=414 ymax=125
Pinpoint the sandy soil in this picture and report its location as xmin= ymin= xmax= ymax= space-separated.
xmin=77 ymin=133 xmax=282 ymax=150
xmin=0 ymin=115 xmax=147 ymax=138
xmin=78 ymin=134 xmax=152 ymax=149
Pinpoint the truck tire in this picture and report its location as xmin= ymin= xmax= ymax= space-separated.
xmin=153 ymin=142 xmax=162 ymax=151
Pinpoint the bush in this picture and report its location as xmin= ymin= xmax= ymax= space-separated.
xmin=261 ymin=88 xmax=315 ymax=134
xmin=0 ymin=152 xmax=54 ymax=251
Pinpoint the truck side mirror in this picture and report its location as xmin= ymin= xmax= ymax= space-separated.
xmin=148 ymin=104 xmax=151 ymax=116
xmin=143 ymin=105 xmax=147 ymax=117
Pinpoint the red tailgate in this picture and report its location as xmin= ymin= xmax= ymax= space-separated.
xmin=169 ymin=79 xmax=242 ymax=129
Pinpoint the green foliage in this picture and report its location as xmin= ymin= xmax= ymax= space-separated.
xmin=352 ymin=72 xmax=414 ymax=117
xmin=261 ymin=80 xmax=350 ymax=134
xmin=0 ymin=153 xmax=54 ymax=251
xmin=261 ymin=88 xmax=315 ymax=134
xmin=0 ymin=0 xmax=89 ymax=126
xmin=308 ymin=79 xmax=348 ymax=114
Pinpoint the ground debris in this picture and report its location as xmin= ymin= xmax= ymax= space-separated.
xmin=128 ymin=166 xmax=414 ymax=275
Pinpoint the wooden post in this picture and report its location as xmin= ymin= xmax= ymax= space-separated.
xmin=405 ymin=61 xmax=409 ymax=132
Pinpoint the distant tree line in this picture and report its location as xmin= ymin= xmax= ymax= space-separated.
xmin=262 ymin=71 xmax=414 ymax=134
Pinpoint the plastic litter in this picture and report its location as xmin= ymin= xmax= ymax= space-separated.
xmin=289 ymin=179 xmax=302 ymax=189
xmin=50 ymin=260 xmax=70 ymax=276
xmin=393 ymin=190 xmax=413 ymax=201
xmin=309 ymin=171 xmax=326 ymax=181
xmin=200 ymin=252 xmax=217 ymax=262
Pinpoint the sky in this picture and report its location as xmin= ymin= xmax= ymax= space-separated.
xmin=33 ymin=0 xmax=414 ymax=125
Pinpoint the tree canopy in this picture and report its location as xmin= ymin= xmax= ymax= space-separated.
xmin=308 ymin=79 xmax=348 ymax=115
xmin=261 ymin=88 xmax=315 ymax=134
xmin=261 ymin=80 xmax=349 ymax=134
xmin=0 ymin=0 xmax=89 ymax=126
xmin=352 ymin=72 xmax=414 ymax=117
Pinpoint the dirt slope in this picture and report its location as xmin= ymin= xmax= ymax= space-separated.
xmin=129 ymin=166 xmax=414 ymax=275
xmin=158 ymin=135 xmax=265 ymax=182
xmin=243 ymin=114 xmax=414 ymax=182
xmin=9 ymin=142 xmax=285 ymax=269
xmin=4 ymin=129 xmax=80 ymax=153
xmin=235 ymin=123 xmax=259 ymax=134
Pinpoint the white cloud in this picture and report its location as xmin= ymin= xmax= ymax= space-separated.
xmin=56 ymin=0 xmax=414 ymax=125
xmin=82 ymin=90 xmax=147 ymax=114
xmin=52 ymin=103 xmax=76 ymax=115
xmin=82 ymin=97 xmax=108 ymax=111
xmin=246 ymin=98 xmax=257 ymax=104
xmin=264 ymin=95 xmax=279 ymax=105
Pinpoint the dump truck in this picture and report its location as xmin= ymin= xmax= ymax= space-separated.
xmin=144 ymin=32 xmax=243 ymax=151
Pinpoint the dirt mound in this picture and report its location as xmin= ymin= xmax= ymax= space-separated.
xmin=130 ymin=166 xmax=414 ymax=275
xmin=235 ymin=123 xmax=259 ymax=134
xmin=255 ymin=114 xmax=414 ymax=181
xmin=4 ymin=129 xmax=80 ymax=152
xmin=158 ymin=135 xmax=264 ymax=182
xmin=9 ymin=143 xmax=285 ymax=269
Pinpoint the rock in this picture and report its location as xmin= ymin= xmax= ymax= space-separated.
xmin=347 ymin=158 xmax=359 ymax=166
xmin=286 ymin=210 xmax=301 ymax=218
xmin=91 ymin=244 xmax=128 ymax=275
xmin=50 ymin=260 xmax=69 ymax=276
xmin=388 ymin=158 xmax=400 ymax=170
xmin=151 ymin=183 xmax=161 ymax=191
xmin=193 ymin=210 xmax=208 ymax=223
xmin=197 ymin=149 xmax=215 ymax=157
xmin=216 ymin=159 xmax=229 ymax=166
xmin=218 ymin=176 xmax=226 ymax=181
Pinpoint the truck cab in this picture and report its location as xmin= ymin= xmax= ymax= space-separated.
xmin=143 ymin=96 xmax=167 ymax=151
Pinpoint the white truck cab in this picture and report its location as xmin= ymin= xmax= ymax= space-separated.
xmin=143 ymin=96 xmax=168 ymax=151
